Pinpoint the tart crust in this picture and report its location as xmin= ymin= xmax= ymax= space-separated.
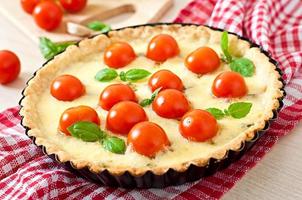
xmin=20 ymin=24 xmax=284 ymax=176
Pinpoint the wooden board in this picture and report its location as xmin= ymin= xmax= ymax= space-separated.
xmin=0 ymin=0 xmax=173 ymax=43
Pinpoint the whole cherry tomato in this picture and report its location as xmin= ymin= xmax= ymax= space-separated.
xmin=60 ymin=0 xmax=87 ymax=13
xmin=21 ymin=0 xmax=40 ymax=14
xmin=185 ymin=47 xmax=220 ymax=74
xmin=106 ymin=101 xmax=148 ymax=135
xmin=146 ymin=34 xmax=179 ymax=62
xmin=148 ymin=69 xmax=184 ymax=92
xmin=33 ymin=1 xmax=63 ymax=31
xmin=152 ymin=89 xmax=190 ymax=119
xmin=0 ymin=50 xmax=21 ymax=84
xmin=128 ymin=121 xmax=170 ymax=157
xmin=212 ymin=71 xmax=247 ymax=98
xmin=59 ymin=105 xmax=100 ymax=136
xmin=99 ymin=83 xmax=137 ymax=111
xmin=50 ymin=75 xmax=85 ymax=101
xmin=104 ymin=42 xmax=136 ymax=68
xmin=179 ymin=109 xmax=218 ymax=142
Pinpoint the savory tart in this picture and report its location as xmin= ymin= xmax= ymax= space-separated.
xmin=20 ymin=24 xmax=283 ymax=183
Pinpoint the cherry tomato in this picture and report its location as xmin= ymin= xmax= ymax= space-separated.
xmin=212 ymin=71 xmax=247 ymax=98
xmin=33 ymin=1 xmax=63 ymax=31
xmin=59 ymin=105 xmax=100 ymax=136
xmin=50 ymin=75 xmax=85 ymax=101
xmin=106 ymin=101 xmax=148 ymax=135
xmin=146 ymin=34 xmax=179 ymax=62
xmin=21 ymin=0 xmax=40 ymax=14
xmin=104 ymin=42 xmax=136 ymax=68
xmin=0 ymin=50 xmax=21 ymax=84
xmin=128 ymin=121 xmax=170 ymax=157
xmin=152 ymin=89 xmax=190 ymax=119
xmin=148 ymin=69 xmax=184 ymax=92
xmin=179 ymin=109 xmax=218 ymax=142
xmin=99 ymin=83 xmax=137 ymax=111
xmin=59 ymin=0 xmax=87 ymax=13
xmin=185 ymin=47 xmax=220 ymax=74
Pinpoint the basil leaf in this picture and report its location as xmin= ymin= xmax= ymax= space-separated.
xmin=139 ymin=99 xmax=152 ymax=107
xmin=228 ymin=102 xmax=252 ymax=119
xmin=95 ymin=68 xmax=118 ymax=82
xmin=39 ymin=37 xmax=74 ymax=60
xmin=221 ymin=31 xmax=232 ymax=63
xmin=124 ymin=69 xmax=151 ymax=82
xmin=67 ymin=121 xmax=104 ymax=142
xmin=103 ymin=136 xmax=126 ymax=154
xmin=206 ymin=108 xmax=225 ymax=120
xmin=87 ymin=21 xmax=111 ymax=33
xmin=139 ymin=87 xmax=161 ymax=107
xmin=150 ymin=87 xmax=161 ymax=101
xmin=230 ymin=58 xmax=255 ymax=77
xmin=119 ymin=71 xmax=126 ymax=81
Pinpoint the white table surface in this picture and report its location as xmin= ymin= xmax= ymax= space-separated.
xmin=0 ymin=1 xmax=301 ymax=199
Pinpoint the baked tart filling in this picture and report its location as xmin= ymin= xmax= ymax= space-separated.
xmin=20 ymin=25 xmax=283 ymax=176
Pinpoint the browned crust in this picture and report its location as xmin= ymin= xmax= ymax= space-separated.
xmin=20 ymin=24 xmax=284 ymax=176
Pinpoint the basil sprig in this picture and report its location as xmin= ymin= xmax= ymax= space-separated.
xmin=206 ymin=102 xmax=252 ymax=120
xmin=140 ymin=87 xmax=161 ymax=107
xmin=68 ymin=121 xmax=126 ymax=154
xmin=220 ymin=31 xmax=255 ymax=77
xmin=87 ymin=21 xmax=111 ymax=33
xmin=39 ymin=37 xmax=75 ymax=60
xmin=95 ymin=68 xmax=151 ymax=82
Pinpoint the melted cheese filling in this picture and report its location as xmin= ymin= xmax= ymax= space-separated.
xmin=37 ymin=33 xmax=276 ymax=169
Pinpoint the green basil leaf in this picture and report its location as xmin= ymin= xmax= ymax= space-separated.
xmin=39 ymin=37 xmax=74 ymax=60
xmin=67 ymin=121 xmax=104 ymax=142
xmin=206 ymin=108 xmax=225 ymax=120
xmin=228 ymin=102 xmax=252 ymax=119
xmin=124 ymin=69 xmax=151 ymax=82
xmin=230 ymin=58 xmax=255 ymax=77
xmin=221 ymin=31 xmax=232 ymax=63
xmin=39 ymin=37 xmax=58 ymax=60
xmin=150 ymin=87 xmax=161 ymax=101
xmin=103 ymin=136 xmax=126 ymax=154
xmin=119 ymin=71 xmax=126 ymax=81
xmin=139 ymin=99 xmax=152 ymax=107
xmin=139 ymin=87 xmax=161 ymax=107
xmin=95 ymin=68 xmax=118 ymax=82
xmin=87 ymin=21 xmax=111 ymax=33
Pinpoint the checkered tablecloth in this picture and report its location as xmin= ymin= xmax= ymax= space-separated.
xmin=1 ymin=0 xmax=302 ymax=199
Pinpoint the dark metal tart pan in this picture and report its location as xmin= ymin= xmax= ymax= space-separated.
xmin=19 ymin=23 xmax=285 ymax=188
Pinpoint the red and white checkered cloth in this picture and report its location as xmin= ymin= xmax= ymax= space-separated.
xmin=1 ymin=0 xmax=302 ymax=199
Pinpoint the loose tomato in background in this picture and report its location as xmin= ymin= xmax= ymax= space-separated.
xmin=21 ymin=0 xmax=40 ymax=14
xmin=33 ymin=1 xmax=63 ymax=31
xmin=212 ymin=71 xmax=247 ymax=98
xmin=50 ymin=75 xmax=85 ymax=101
xmin=148 ymin=69 xmax=184 ymax=92
xmin=146 ymin=34 xmax=179 ymax=62
xmin=0 ymin=50 xmax=21 ymax=84
xmin=60 ymin=0 xmax=87 ymax=13
xmin=99 ymin=83 xmax=137 ymax=111
xmin=106 ymin=101 xmax=148 ymax=135
xmin=152 ymin=89 xmax=189 ymax=119
xmin=128 ymin=121 xmax=170 ymax=157
xmin=59 ymin=105 xmax=100 ymax=136
xmin=104 ymin=42 xmax=136 ymax=68
xmin=185 ymin=47 xmax=220 ymax=74
xmin=179 ymin=109 xmax=218 ymax=142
